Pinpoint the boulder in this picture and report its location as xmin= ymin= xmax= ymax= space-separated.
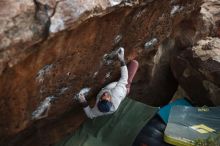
xmin=0 ymin=0 xmax=218 ymax=146
xmin=171 ymin=37 xmax=220 ymax=106
xmin=170 ymin=0 xmax=220 ymax=106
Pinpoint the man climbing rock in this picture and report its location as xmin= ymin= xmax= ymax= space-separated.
xmin=77 ymin=47 xmax=139 ymax=119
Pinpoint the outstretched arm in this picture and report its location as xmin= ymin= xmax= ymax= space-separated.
xmin=77 ymin=94 xmax=102 ymax=119
xmin=117 ymin=65 xmax=128 ymax=86
xmin=83 ymin=106 xmax=102 ymax=119
xmin=111 ymin=48 xmax=128 ymax=107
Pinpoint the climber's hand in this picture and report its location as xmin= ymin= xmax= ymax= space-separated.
xmin=77 ymin=93 xmax=87 ymax=103
xmin=117 ymin=47 xmax=125 ymax=62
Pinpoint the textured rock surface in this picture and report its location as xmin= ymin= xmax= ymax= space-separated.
xmin=0 ymin=0 xmax=219 ymax=146
xmin=171 ymin=37 xmax=220 ymax=106
xmin=170 ymin=0 xmax=220 ymax=106
xmin=0 ymin=0 xmax=145 ymax=76
xmin=0 ymin=0 xmax=49 ymax=74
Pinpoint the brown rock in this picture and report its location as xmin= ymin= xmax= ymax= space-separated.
xmin=202 ymin=0 xmax=220 ymax=37
xmin=0 ymin=0 xmax=219 ymax=146
xmin=171 ymin=37 xmax=220 ymax=106
xmin=0 ymin=0 xmax=50 ymax=75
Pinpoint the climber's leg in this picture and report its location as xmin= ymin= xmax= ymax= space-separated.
xmin=126 ymin=60 xmax=139 ymax=94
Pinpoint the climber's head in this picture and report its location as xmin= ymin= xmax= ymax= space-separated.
xmin=98 ymin=92 xmax=112 ymax=113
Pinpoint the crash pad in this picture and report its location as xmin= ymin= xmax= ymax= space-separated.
xmin=158 ymin=98 xmax=192 ymax=124
xmin=164 ymin=106 xmax=220 ymax=146
xmin=55 ymin=98 xmax=158 ymax=146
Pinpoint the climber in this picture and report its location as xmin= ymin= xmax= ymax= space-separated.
xmin=77 ymin=47 xmax=139 ymax=119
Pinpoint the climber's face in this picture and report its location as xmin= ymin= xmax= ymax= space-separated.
xmin=101 ymin=92 xmax=111 ymax=101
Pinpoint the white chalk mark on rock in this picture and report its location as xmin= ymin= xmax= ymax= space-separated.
xmin=59 ymin=87 xmax=69 ymax=95
xmin=93 ymin=71 xmax=98 ymax=78
xmin=144 ymin=38 xmax=158 ymax=49
xmin=171 ymin=5 xmax=184 ymax=16
xmin=114 ymin=34 xmax=122 ymax=45
xmin=105 ymin=72 xmax=111 ymax=79
xmin=36 ymin=64 xmax=53 ymax=83
xmin=32 ymin=96 xmax=56 ymax=120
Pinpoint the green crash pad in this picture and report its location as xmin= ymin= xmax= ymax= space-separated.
xmin=55 ymin=98 xmax=158 ymax=146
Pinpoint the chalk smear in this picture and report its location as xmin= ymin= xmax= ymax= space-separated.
xmin=74 ymin=87 xmax=91 ymax=101
xmin=32 ymin=96 xmax=56 ymax=120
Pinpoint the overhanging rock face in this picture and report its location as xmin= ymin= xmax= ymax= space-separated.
xmin=0 ymin=0 xmax=219 ymax=146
